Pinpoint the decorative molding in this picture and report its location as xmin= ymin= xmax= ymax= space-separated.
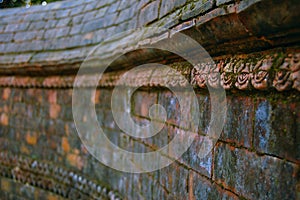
xmin=192 ymin=53 xmax=300 ymax=92
xmin=0 ymin=53 xmax=299 ymax=92
xmin=273 ymin=54 xmax=300 ymax=92
xmin=0 ymin=151 xmax=122 ymax=200
xmin=0 ymin=0 xmax=299 ymax=74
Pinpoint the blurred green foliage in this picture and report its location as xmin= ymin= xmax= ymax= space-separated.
xmin=0 ymin=0 xmax=63 ymax=8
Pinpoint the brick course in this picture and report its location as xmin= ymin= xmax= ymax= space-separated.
xmin=0 ymin=86 xmax=299 ymax=199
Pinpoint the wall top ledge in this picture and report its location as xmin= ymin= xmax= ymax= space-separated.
xmin=0 ymin=0 xmax=299 ymax=76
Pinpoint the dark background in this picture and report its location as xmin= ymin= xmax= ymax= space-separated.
xmin=0 ymin=0 xmax=63 ymax=8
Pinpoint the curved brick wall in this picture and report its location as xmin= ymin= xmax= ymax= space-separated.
xmin=0 ymin=0 xmax=299 ymax=199
xmin=0 ymin=0 xmax=299 ymax=74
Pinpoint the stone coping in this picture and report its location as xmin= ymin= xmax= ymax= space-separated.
xmin=0 ymin=0 xmax=299 ymax=76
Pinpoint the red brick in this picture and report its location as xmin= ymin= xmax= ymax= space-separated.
xmin=61 ymin=137 xmax=70 ymax=153
xmin=2 ymin=88 xmax=10 ymax=100
xmin=47 ymin=90 xmax=57 ymax=104
xmin=0 ymin=113 xmax=9 ymax=126
xmin=133 ymin=91 xmax=157 ymax=117
xmin=25 ymin=131 xmax=38 ymax=145
xmin=67 ymin=153 xmax=85 ymax=170
xmin=49 ymin=104 xmax=61 ymax=119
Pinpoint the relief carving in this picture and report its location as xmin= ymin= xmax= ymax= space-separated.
xmin=234 ymin=61 xmax=251 ymax=90
xmin=220 ymin=60 xmax=234 ymax=90
xmin=273 ymin=54 xmax=300 ymax=92
xmin=207 ymin=62 xmax=221 ymax=89
xmin=251 ymin=55 xmax=273 ymax=90
xmin=0 ymin=53 xmax=299 ymax=92
xmin=191 ymin=63 xmax=209 ymax=88
xmin=191 ymin=53 xmax=300 ymax=92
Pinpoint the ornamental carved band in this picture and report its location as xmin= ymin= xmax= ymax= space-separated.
xmin=0 ymin=53 xmax=299 ymax=92
xmin=192 ymin=53 xmax=300 ymax=92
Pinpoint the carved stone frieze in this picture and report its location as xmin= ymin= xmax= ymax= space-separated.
xmin=273 ymin=53 xmax=300 ymax=91
xmin=0 ymin=53 xmax=299 ymax=92
xmin=192 ymin=53 xmax=300 ymax=92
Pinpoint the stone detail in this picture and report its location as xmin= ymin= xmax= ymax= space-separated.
xmin=0 ymin=53 xmax=299 ymax=92
xmin=0 ymin=151 xmax=121 ymax=200
xmin=273 ymin=53 xmax=300 ymax=91
xmin=192 ymin=53 xmax=300 ymax=92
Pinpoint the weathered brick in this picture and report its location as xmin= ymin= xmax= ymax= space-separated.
xmin=82 ymin=18 xmax=106 ymax=33
xmin=1 ymin=178 xmax=11 ymax=192
xmin=20 ymin=144 xmax=30 ymax=154
xmin=159 ymin=163 xmax=189 ymax=199
xmin=181 ymin=0 xmax=214 ymax=20
xmin=44 ymin=27 xmax=70 ymax=39
xmin=70 ymin=5 xmax=86 ymax=16
xmin=116 ymin=6 xmax=136 ymax=24
xmin=56 ymin=18 xmax=71 ymax=27
xmin=55 ymin=9 xmax=71 ymax=18
xmin=254 ymin=98 xmax=300 ymax=162
xmin=221 ymin=96 xmax=253 ymax=148
xmin=0 ymin=33 xmax=13 ymax=43
xmin=57 ymin=0 xmax=84 ymax=9
xmin=29 ymin=21 xmax=46 ymax=30
xmin=2 ymin=88 xmax=11 ymax=100
xmin=118 ymin=0 xmax=136 ymax=10
xmin=61 ymin=137 xmax=70 ymax=153
xmin=94 ymin=7 xmax=109 ymax=19
xmin=133 ymin=90 xmax=157 ymax=117
xmin=18 ymin=41 xmax=45 ymax=52
xmin=4 ymin=23 xmax=30 ymax=32
xmin=1 ymin=43 xmax=22 ymax=53
xmin=24 ymin=13 xmax=44 ymax=21
xmin=14 ymin=31 xmax=37 ymax=42
xmin=138 ymin=0 xmax=159 ymax=26
xmin=197 ymin=94 xmax=211 ymax=135
xmin=83 ymin=1 xmax=97 ymax=12
xmin=82 ymin=10 xmax=98 ymax=22
xmin=47 ymin=90 xmax=57 ymax=104
xmin=159 ymin=0 xmax=187 ymax=18
xmin=190 ymin=171 xmax=239 ymax=200
xmin=157 ymin=90 xmax=180 ymax=126
xmin=107 ymin=1 xmax=121 ymax=14
xmin=188 ymin=135 xmax=213 ymax=178
xmin=66 ymin=153 xmax=85 ymax=170
xmin=216 ymin=0 xmax=233 ymax=6
xmin=25 ymin=131 xmax=38 ymax=145
xmin=214 ymin=143 xmax=299 ymax=200
xmin=0 ymin=113 xmax=9 ymax=126
xmin=44 ymin=20 xmax=58 ymax=29
xmin=49 ymin=104 xmax=61 ymax=119
xmin=148 ymin=123 xmax=169 ymax=150
xmin=57 ymin=89 xmax=72 ymax=105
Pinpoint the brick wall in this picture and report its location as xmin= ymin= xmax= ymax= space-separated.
xmin=0 ymin=87 xmax=299 ymax=199
xmin=0 ymin=0 xmax=299 ymax=199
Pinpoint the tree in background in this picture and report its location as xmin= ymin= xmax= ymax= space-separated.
xmin=0 ymin=0 xmax=63 ymax=8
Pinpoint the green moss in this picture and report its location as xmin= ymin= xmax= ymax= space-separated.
xmin=189 ymin=2 xmax=196 ymax=10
